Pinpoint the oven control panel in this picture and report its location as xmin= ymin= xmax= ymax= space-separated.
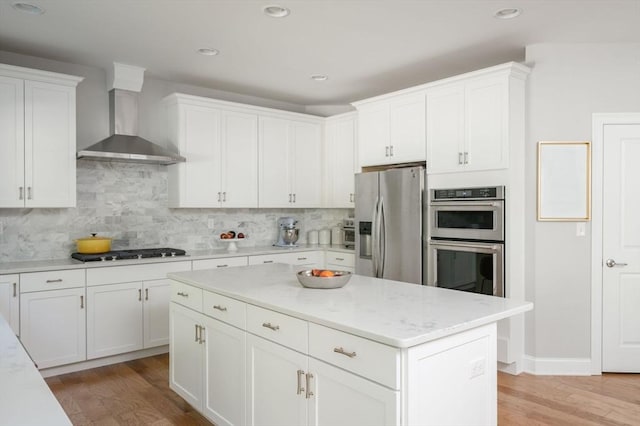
xmin=432 ymin=186 xmax=504 ymax=201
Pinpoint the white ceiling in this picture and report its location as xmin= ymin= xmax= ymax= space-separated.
xmin=1 ymin=0 xmax=639 ymax=106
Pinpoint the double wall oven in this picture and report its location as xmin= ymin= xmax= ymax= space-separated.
xmin=427 ymin=186 xmax=505 ymax=297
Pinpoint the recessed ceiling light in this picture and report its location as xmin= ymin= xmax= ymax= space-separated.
xmin=12 ymin=2 xmax=45 ymax=15
xmin=494 ymin=8 xmax=521 ymax=19
xmin=263 ymin=5 xmax=290 ymax=18
xmin=310 ymin=74 xmax=328 ymax=82
xmin=197 ymin=48 xmax=220 ymax=56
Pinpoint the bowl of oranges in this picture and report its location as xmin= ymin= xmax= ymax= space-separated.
xmin=296 ymin=269 xmax=352 ymax=289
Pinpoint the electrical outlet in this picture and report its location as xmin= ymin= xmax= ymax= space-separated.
xmin=469 ymin=358 xmax=486 ymax=379
xmin=576 ymin=222 xmax=586 ymax=237
xmin=207 ymin=219 xmax=215 ymax=229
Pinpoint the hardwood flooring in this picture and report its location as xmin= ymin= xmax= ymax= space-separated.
xmin=46 ymin=354 xmax=640 ymax=425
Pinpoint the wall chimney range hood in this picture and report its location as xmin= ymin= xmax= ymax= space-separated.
xmin=77 ymin=63 xmax=185 ymax=165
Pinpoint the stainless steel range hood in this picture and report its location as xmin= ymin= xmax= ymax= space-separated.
xmin=77 ymin=64 xmax=185 ymax=165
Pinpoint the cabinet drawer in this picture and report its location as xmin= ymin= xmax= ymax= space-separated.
xmin=203 ymin=291 xmax=246 ymax=329
xmin=246 ymin=304 xmax=307 ymax=353
xmin=248 ymin=251 xmax=322 ymax=266
xmin=193 ymin=256 xmax=248 ymax=270
xmin=21 ymin=269 xmax=85 ymax=292
xmin=325 ymin=251 xmax=355 ymax=268
xmin=87 ymin=260 xmax=191 ymax=286
xmin=309 ymin=323 xmax=400 ymax=389
xmin=170 ymin=280 xmax=203 ymax=311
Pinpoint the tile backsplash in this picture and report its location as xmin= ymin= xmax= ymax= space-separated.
xmin=0 ymin=161 xmax=351 ymax=262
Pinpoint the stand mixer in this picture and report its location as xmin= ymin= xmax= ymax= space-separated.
xmin=274 ymin=217 xmax=299 ymax=247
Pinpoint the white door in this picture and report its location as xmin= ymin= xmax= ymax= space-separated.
xmin=24 ymin=80 xmax=76 ymax=208
xmin=87 ymin=282 xmax=143 ymax=359
xmin=291 ymin=121 xmax=322 ymax=207
xmin=203 ymin=315 xmax=246 ymax=426
xmin=389 ymin=93 xmax=425 ymax=163
xmin=426 ymin=83 xmax=465 ymax=173
xmin=0 ymin=76 xmax=24 ymax=208
xmin=20 ymin=287 xmax=86 ymax=369
xmin=326 ymin=116 xmax=356 ymax=207
xmin=357 ymin=102 xmax=389 ymax=167
xmin=245 ymin=334 xmax=307 ymax=426
xmin=143 ymin=279 xmax=171 ymax=348
xmin=169 ymin=303 xmax=204 ymax=409
xmin=602 ymin=123 xmax=640 ymax=372
xmin=221 ymin=111 xmax=258 ymax=208
xmin=259 ymin=116 xmax=291 ymax=207
xmin=0 ymin=275 xmax=19 ymax=335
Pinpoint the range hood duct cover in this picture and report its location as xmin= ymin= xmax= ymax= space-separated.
xmin=77 ymin=77 xmax=185 ymax=165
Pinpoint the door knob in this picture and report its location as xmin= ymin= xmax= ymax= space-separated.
xmin=605 ymin=258 xmax=628 ymax=268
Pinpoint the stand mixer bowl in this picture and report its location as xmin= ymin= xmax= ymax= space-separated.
xmin=275 ymin=216 xmax=300 ymax=247
xmin=281 ymin=228 xmax=299 ymax=244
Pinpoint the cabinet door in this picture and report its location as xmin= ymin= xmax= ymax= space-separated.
xmin=0 ymin=76 xmax=24 ymax=208
xmin=221 ymin=111 xmax=258 ymax=207
xmin=389 ymin=93 xmax=426 ymax=163
xmin=87 ymin=282 xmax=143 ymax=359
xmin=326 ymin=116 xmax=356 ymax=208
xmin=291 ymin=121 xmax=322 ymax=207
xmin=426 ymin=83 xmax=465 ymax=173
xmin=203 ymin=315 xmax=246 ymax=426
xmin=357 ymin=103 xmax=389 ymax=167
xmin=24 ymin=81 xmax=76 ymax=207
xmin=259 ymin=116 xmax=291 ymax=207
xmin=143 ymin=279 xmax=171 ymax=348
xmin=178 ymin=105 xmax=222 ymax=207
xmin=465 ymin=76 xmax=507 ymax=171
xmin=170 ymin=303 xmax=204 ymax=410
xmin=20 ymin=287 xmax=86 ymax=369
xmin=0 ymin=274 xmax=19 ymax=335
xmin=246 ymin=334 xmax=307 ymax=426
xmin=307 ymin=358 xmax=399 ymax=426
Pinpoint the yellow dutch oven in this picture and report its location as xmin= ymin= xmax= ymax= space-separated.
xmin=75 ymin=233 xmax=112 ymax=254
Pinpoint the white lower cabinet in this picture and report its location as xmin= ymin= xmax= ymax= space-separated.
xmin=143 ymin=279 xmax=172 ymax=348
xmin=248 ymin=251 xmax=323 ymax=269
xmin=20 ymin=287 xmax=86 ymax=369
xmin=325 ymin=251 xmax=355 ymax=273
xmin=0 ymin=274 xmax=19 ymax=335
xmin=170 ymin=303 xmax=204 ymax=408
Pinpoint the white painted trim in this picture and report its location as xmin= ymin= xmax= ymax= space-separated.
xmin=0 ymin=63 xmax=83 ymax=86
xmin=39 ymin=345 xmax=168 ymax=378
xmin=590 ymin=113 xmax=640 ymax=375
xmin=522 ymin=355 xmax=592 ymax=376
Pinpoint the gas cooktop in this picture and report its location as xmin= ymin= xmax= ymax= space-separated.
xmin=72 ymin=248 xmax=186 ymax=262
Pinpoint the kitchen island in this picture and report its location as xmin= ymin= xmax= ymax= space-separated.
xmin=168 ymin=263 xmax=532 ymax=426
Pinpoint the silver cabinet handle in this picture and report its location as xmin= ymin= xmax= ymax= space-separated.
xmin=349 ymin=193 xmax=354 ymax=203
xmin=217 ymin=192 xmax=221 ymax=202
xmin=195 ymin=324 xmax=199 ymax=342
xmin=464 ymin=151 xmax=469 ymax=164
xmin=334 ymin=347 xmax=357 ymax=358
xmin=385 ymin=146 xmax=389 ymax=157
xmin=19 ymin=186 xmax=24 ymax=200
xmin=177 ymin=291 xmax=189 ymax=297
xmin=458 ymin=152 xmax=463 ymax=165
xmin=606 ymin=259 xmax=628 ymax=268
xmin=335 ymin=257 xmax=344 ymax=261
xmin=293 ymin=193 xmax=296 ymax=203
xmin=138 ymin=289 xmax=142 ymax=301
xmin=27 ymin=187 xmax=32 ymax=200
xmin=263 ymin=260 xmax=273 ymax=264
xmin=213 ymin=305 xmax=227 ymax=312
xmin=297 ymin=257 xmax=307 ymax=261
xmin=145 ymin=288 xmax=148 ymax=301
xmin=46 ymin=279 xmax=63 ymax=283
xmin=289 ymin=193 xmax=292 ymax=203
xmin=80 ymin=295 xmax=84 ymax=309
xmin=305 ymin=373 xmax=314 ymax=399
xmin=216 ymin=264 xmax=228 ymax=268
xmin=390 ymin=145 xmax=394 ymax=156
xmin=262 ymin=322 xmax=280 ymax=331
xmin=223 ymin=191 xmax=226 ymax=202
xmin=13 ymin=282 xmax=17 ymax=297
xmin=199 ymin=326 xmax=205 ymax=344
xmin=297 ymin=369 xmax=305 ymax=395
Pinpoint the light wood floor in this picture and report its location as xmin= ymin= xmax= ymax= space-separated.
xmin=46 ymin=354 xmax=640 ymax=425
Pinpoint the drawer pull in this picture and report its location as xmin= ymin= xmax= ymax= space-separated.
xmin=13 ymin=282 xmax=17 ymax=297
xmin=145 ymin=288 xmax=149 ymax=301
xmin=262 ymin=322 xmax=280 ymax=331
xmin=335 ymin=257 xmax=344 ymax=261
xmin=80 ymin=295 xmax=84 ymax=309
xmin=297 ymin=257 xmax=307 ymax=261
xmin=213 ymin=305 xmax=227 ymax=312
xmin=46 ymin=279 xmax=63 ymax=283
xmin=138 ymin=289 xmax=142 ymax=301
xmin=177 ymin=292 xmax=189 ymax=297
xmin=305 ymin=373 xmax=314 ymax=399
xmin=216 ymin=264 xmax=228 ymax=268
xmin=263 ymin=260 xmax=274 ymax=264
xmin=334 ymin=347 xmax=357 ymax=358
xmin=296 ymin=369 xmax=305 ymax=395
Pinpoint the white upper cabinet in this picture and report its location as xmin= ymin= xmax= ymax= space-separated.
xmin=259 ymin=115 xmax=322 ymax=208
xmin=355 ymin=92 xmax=426 ymax=167
xmin=324 ymin=112 xmax=357 ymax=208
xmin=426 ymin=63 xmax=529 ymax=174
xmin=166 ymin=94 xmax=258 ymax=208
xmin=0 ymin=64 xmax=82 ymax=208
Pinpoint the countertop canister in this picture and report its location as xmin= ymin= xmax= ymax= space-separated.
xmin=318 ymin=229 xmax=331 ymax=245
xmin=331 ymin=226 xmax=344 ymax=245
xmin=307 ymin=230 xmax=319 ymax=244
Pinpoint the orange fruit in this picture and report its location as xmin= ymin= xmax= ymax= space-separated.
xmin=319 ymin=270 xmax=335 ymax=277
xmin=311 ymin=269 xmax=321 ymax=277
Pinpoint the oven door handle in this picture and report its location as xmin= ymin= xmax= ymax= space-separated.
xmin=430 ymin=201 xmax=500 ymax=207
xmin=429 ymin=241 xmax=501 ymax=251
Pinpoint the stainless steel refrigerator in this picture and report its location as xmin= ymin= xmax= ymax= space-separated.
xmin=355 ymin=167 xmax=426 ymax=284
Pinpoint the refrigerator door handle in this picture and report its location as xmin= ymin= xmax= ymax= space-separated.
xmin=371 ymin=196 xmax=379 ymax=277
xmin=378 ymin=196 xmax=386 ymax=278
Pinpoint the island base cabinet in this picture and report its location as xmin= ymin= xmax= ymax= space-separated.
xmin=307 ymin=358 xmax=399 ymax=426
xmin=406 ymin=323 xmax=497 ymax=426
xmin=170 ymin=303 xmax=204 ymax=409
xmin=0 ymin=274 xmax=19 ymax=336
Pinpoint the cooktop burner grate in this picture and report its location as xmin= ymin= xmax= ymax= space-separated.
xmin=71 ymin=248 xmax=186 ymax=262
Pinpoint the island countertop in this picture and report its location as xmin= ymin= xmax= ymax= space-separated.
xmin=168 ymin=263 xmax=533 ymax=348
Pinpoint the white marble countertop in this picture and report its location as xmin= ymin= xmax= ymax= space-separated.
xmin=0 ymin=244 xmax=354 ymax=274
xmin=0 ymin=314 xmax=71 ymax=425
xmin=168 ymin=263 xmax=533 ymax=348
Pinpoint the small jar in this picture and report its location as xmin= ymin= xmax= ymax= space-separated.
xmin=307 ymin=230 xmax=319 ymax=244
xmin=318 ymin=229 xmax=331 ymax=245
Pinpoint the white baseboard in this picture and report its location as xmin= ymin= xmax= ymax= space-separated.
xmin=39 ymin=345 xmax=168 ymax=378
xmin=522 ymin=355 xmax=593 ymax=376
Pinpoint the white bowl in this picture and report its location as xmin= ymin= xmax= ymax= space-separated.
xmin=296 ymin=270 xmax=352 ymax=289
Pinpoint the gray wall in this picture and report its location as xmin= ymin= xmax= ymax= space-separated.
xmin=524 ymin=43 xmax=640 ymax=359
